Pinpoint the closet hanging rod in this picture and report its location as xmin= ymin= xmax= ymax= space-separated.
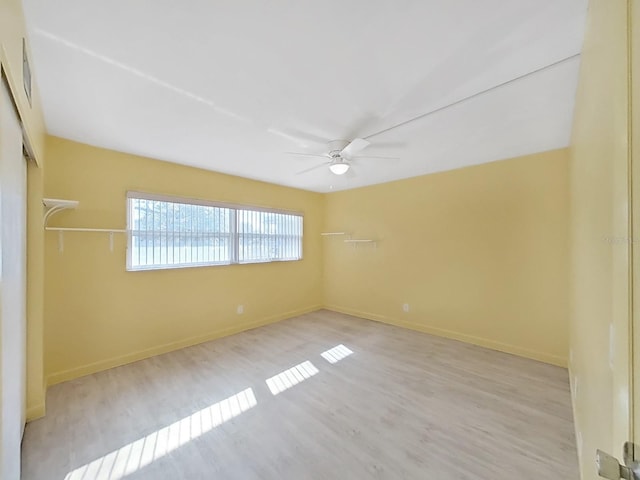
xmin=45 ymin=227 xmax=127 ymax=233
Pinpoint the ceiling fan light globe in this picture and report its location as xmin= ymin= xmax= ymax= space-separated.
xmin=329 ymin=163 xmax=350 ymax=175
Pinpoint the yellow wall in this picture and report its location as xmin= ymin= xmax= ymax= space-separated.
xmin=323 ymin=149 xmax=569 ymax=367
xmin=569 ymin=0 xmax=632 ymax=478
xmin=0 ymin=0 xmax=47 ymax=419
xmin=43 ymin=136 xmax=323 ymax=384
xmin=25 ymin=162 xmax=45 ymax=420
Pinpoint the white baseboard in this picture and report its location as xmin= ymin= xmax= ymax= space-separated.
xmin=324 ymin=304 xmax=568 ymax=367
xmin=46 ymin=305 xmax=323 ymax=386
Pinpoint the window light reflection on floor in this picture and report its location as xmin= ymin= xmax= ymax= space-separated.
xmin=64 ymin=388 xmax=257 ymax=480
xmin=265 ymin=360 xmax=319 ymax=395
xmin=320 ymin=344 xmax=354 ymax=364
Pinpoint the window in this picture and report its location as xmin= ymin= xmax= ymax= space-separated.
xmin=127 ymin=192 xmax=303 ymax=271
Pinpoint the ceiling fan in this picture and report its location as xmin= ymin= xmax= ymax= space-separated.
xmin=287 ymin=139 xmax=398 ymax=176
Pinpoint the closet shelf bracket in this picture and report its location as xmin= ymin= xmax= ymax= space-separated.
xmin=43 ymin=198 xmax=79 ymax=227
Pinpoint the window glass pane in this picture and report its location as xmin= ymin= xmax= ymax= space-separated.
xmin=127 ymin=195 xmax=303 ymax=270
xmin=235 ymin=209 xmax=302 ymax=264
xmin=128 ymin=197 xmax=234 ymax=270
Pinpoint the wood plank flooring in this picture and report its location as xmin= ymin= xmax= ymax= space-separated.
xmin=22 ymin=310 xmax=579 ymax=479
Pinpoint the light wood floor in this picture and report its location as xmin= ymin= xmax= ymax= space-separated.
xmin=22 ymin=310 xmax=578 ymax=479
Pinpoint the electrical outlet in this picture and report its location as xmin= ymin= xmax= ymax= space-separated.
xmin=237 ymin=305 xmax=244 ymax=314
xmin=402 ymin=303 xmax=410 ymax=313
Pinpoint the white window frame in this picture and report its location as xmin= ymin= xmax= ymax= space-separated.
xmin=126 ymin=191 xmax=303 ymax=271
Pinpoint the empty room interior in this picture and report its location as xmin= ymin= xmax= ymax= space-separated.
xmin=1 ymin=0 xmax=639 ymax=479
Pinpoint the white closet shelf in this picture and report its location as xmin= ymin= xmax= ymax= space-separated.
xmin=321 ymin=232 xmax=347 ymax=236
xmin=43 ymin=198 xmax=79 ymax=226
xmin=45 ymin=227 xmax=127 ymax=233
xmin=43 ymin=198 xmax=79 ymax=209
xmin=42 ymin=199 xmax=126 ymax=252
xmin=344 ymin=239 xmax=377 ymax=249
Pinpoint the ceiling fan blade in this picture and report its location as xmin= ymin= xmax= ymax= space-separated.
xmin=286 ymin=152 xmax=329 ymax=159
xmin=351 ymin=155 xmax=400 ymax=160
xmin=296 ymin=162 xmax=331 ymax=175
xmin=340 ymin=138 xmax=370 ymax=158
xmin=371 ymin=141 xmax=406 ymax=149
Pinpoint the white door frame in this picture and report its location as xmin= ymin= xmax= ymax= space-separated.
xmin=0 ymin=69 xmax=29 ymax=480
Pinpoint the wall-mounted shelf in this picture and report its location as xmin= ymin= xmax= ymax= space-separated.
xmin=45 ymin=227 xmax=127 ymax=233
xmin=344 ymin=239 xmax=377 ymax=248
xmin=43 ymin=198 xmax=79 ymax=226
xmin=322 ymin=231 xmax=376 ymax=248
xmin=43 ymin=198 xmax=126 ymax=252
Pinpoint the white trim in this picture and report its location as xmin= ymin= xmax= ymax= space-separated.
xmin=0 ymin=73 xmax=28 ymax=480
xmin=126 ymin=196 xmax=132 ymax=268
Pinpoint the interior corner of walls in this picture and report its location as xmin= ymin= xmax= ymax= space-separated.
xmin=26 ymin=402 xmax=45 ymax=422
xmin=25 ymin=381 xmax=47 ymax=420
xmin=25 ymin=372 xmax=47 ymax=422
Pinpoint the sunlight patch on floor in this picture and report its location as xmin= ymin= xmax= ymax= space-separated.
xmin=63 ymin=346 xmax=351 ymax=478
xmin=320 ymin=344 xmax=354 ymax=364
xmin=265 ymin=360 xmax=319 ymax=395
xmin=64 ymin=388 xmax=257 ymax=480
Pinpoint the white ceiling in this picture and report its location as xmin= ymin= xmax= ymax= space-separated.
xmin=23 ymin=0 xmax=587 ymax=192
